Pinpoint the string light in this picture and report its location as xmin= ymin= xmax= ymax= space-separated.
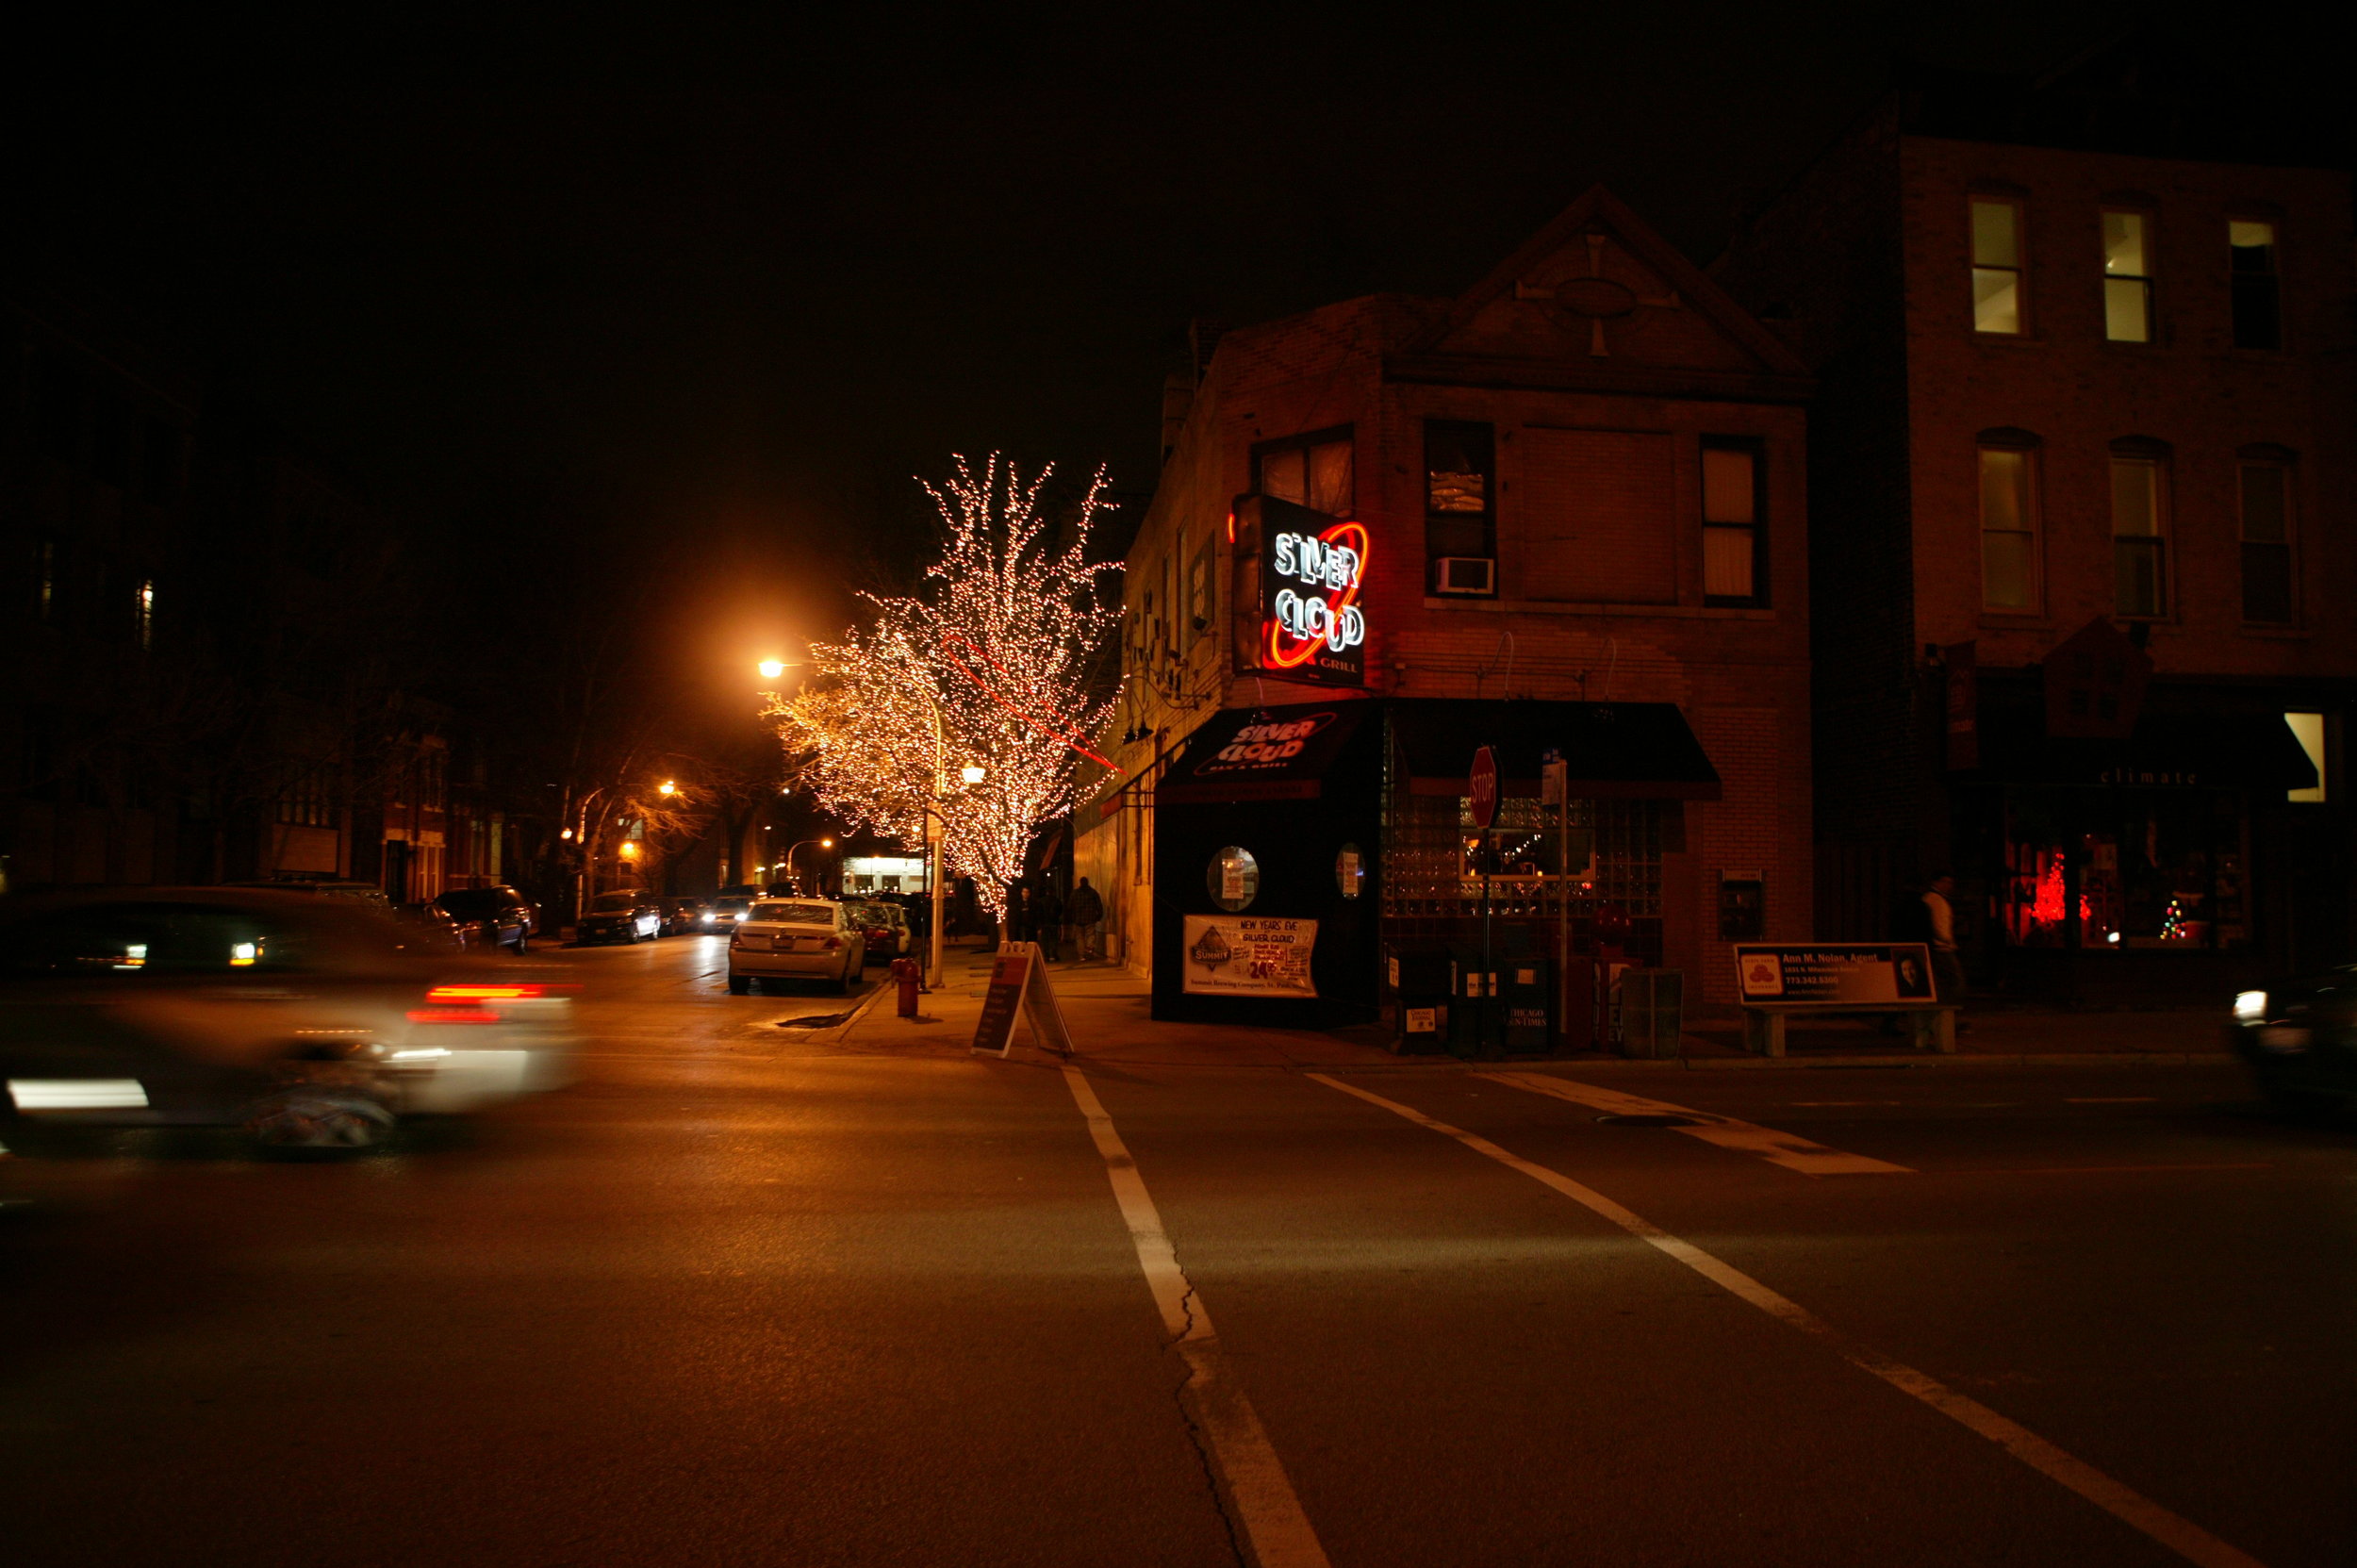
xmin=770 ymin=454 xmax=1124 ymax=917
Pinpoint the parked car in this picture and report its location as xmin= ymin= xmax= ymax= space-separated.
xmin=2232 ymin=967 xmax=2357 ymax=1110
xmin=435 ymin=885 xmax=540 ymax=954
xmin=707 ymin=895 xmax=752 ymax=934
xmin=727 ymin=898 xmax=865 ymax=994
xmin=393 ymin=901 xmax=469 ymax=951
xmin=0 ymin=887 xmax=576 ymax=1148
xmin=577 ymin=890 xmax=662 ymax=945
xmin=661 ymin=898 xmax=709 ymax=936
xmin=845 ymin=900 xmax=908 ymax=962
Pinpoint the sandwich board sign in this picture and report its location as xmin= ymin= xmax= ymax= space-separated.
xmin=971 ymin=942 xmax=1074 ymax=1058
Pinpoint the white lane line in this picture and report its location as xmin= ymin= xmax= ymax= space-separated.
xmin=1480 ymin=1071 xmax=1913 ymax=1177
xmin=1061 ymin=1065 xmax=1330 ymax=1568
xmin=2067 ymin=1097 xmax=2160 ymax=1104
xmin=1308 ymin=1073 xmax=2267 ymax=1568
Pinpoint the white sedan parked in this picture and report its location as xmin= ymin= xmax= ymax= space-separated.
xmin=727 ymin=899 xmax=865 ymax=995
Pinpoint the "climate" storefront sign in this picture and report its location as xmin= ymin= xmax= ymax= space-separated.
xmin=1258 ymin=496 xmax=1367 ymax=686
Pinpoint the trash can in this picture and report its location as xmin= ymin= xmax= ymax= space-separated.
xmin=1501 ymin=958 xmax=1552 ymax=1053
xmin=1385 ymin=943 xmax=1452 ymax=1055
xmin=1619 ymin=968 xmax=1685 ymax=1059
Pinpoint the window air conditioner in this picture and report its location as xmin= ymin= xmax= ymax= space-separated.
xmin=1433 ymin=556 xmax=1495 ymax=595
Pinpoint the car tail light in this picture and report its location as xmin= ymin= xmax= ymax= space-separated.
xmin=425 ymin=983 xmax=576 ymax=1002
xmin=823 ymin=936 xmax=843 ymax=950
xmin=408 ymin=1006 xmax=502 ymax=1025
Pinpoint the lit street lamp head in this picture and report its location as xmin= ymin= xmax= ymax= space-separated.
xmin=961 ymin=765 xmax=987 ymax=785
xmin=658 ymin=780 xmax=677 ymax=796
xmin=757 ymin=659 xmax=788 ymax=680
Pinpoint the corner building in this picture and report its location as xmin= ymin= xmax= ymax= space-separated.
xmin=1718 ymin=46 xmax=2355 ymax=1001
xmin=1076 ymin=188 xmax=1815 ymax=1035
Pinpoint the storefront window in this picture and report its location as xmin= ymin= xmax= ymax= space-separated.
xmin=1207 ymin=846 xmax=1260 ymax=912
xmin=2000 ymin=791 xmax=2249 ymax=950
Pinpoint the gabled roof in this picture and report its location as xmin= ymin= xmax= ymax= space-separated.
xmin=1401 ymin=183 xmax=1809 ymax=377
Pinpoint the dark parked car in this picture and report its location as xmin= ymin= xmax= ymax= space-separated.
xmin=393 ymin=901 xmax=469 ymax=951
xmin=661 ymin=898 xmax=708 ymax=935
xmin=2232 ymin=968 xmax=2357 ymax=1110
xmin=0 ymin=888 xmax=576 ymax=1148
xmin=578 ymin=890 xmax=662 ymax=945
xmin=435 ymin=885 xmax=539 ymax=954
xmin=844 ymin=900 xmax=907 ymax=962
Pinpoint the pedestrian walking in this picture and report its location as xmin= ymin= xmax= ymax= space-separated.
xmin=1067 ymin=876 xmax=1104 ymax=961
xmin=1035 ymin=885 xmax=1063 ymax=962
xmin=1922 ymin=873 xmax=1967 ymax=1023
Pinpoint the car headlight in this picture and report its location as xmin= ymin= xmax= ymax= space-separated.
xmin=2233 ymin=990 xmax=2268 ymax=1023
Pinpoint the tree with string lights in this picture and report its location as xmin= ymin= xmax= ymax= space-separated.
xmin=769 ymin=454 xmax=1123 ymax=920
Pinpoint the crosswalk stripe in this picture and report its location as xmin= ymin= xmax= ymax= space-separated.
xmin=1479 ymin=1070 xmax=1913 ymax=1176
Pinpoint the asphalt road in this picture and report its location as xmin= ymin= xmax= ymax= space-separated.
xmin=1 ymin=935 xmax=2349 ymax=1567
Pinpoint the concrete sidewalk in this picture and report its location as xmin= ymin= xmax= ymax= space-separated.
xmin=826 ymin=943 xmax=2236 ymax=1069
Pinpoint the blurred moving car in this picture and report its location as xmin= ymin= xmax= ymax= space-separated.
xmin=578 ymin=890 xmax=662 ymax=945
xmin=227 ymin=876 xmax=393 ymax=913
xmin=434 ymin=885 xmax=540 ymax=954
xmin=0 ymin=888 xmax=576 ymax=1148
xmin=845 ymin=900 xmax=907 ymax=963
xmin=393 ymin=901 xmax=469 ymax=951
xmin=661 ymin=898 xmax=708 ymax=936
xmin=2232 ymin=968 xmax=2357 ymax=1110
xmin=707 ymin=895 xmax=752 ymax=934
xmin=727 ymin=898 xmax=865 ymax=994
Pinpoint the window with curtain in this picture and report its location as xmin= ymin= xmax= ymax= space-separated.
xmin=1971 ymin=197 xmax=2025 ymax=335
xmin=2238 ymin=459 xmax=2295 ymax=624
xmin=1978 ymin=441 xmax=2038 ymax=611
xmin=2110 ymin=453 xmax=2169 ymax=618
xmin=2102 ymin=210 xmax=2153 ymax=342
xmin=1254 ymin=429 xmax=1354 ymax=516
xmin=1701 ymin=442 xmax=1763 ymax=605
xmin=2230 ymin=219 xmax=2282 ymax=350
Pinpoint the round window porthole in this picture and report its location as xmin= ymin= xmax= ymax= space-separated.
xmin=1207 ymin=846 xmax=1260 ymax=912
xmin=1335 ymin=843 xmax=1365 ymax=899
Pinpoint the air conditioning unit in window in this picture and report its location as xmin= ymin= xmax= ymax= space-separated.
xmin=1433 ymin=556 xmax=1495 ymax=596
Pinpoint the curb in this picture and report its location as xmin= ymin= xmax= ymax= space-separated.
xmin=1285 ymin=1051 xmax=2241 ymax=1074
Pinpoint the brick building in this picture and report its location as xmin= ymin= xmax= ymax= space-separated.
xmin=1076 ymin=187 xmax=1816 ymax=1034
xmin=1717 ymin=44 xmax=2354 ymax=999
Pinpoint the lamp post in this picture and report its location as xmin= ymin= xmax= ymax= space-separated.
xmin=783 ymin=836 xmax=834 ymax=896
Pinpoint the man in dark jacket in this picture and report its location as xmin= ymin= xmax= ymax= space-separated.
xmin=1067 ymin=877 xmax=1105 ymax=961
xmin=1034 ymin=885 xmax=1063 ymax=962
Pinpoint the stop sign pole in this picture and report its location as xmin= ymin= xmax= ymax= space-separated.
xmin=1470 ymin=747 xmax=1498 ymax=1059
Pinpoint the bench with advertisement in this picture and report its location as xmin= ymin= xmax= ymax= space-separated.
xmin=1733 ymin=944 xmax=1955 ymax=1056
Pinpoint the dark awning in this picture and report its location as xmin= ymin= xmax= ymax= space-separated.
xmin=1971 ymin=708 xmax=2318 ymax=791
xmin=1157 ymin=701 xmax=1374 ymax=804
xmin=1388 ymin=700 xmax=1722 ymax=801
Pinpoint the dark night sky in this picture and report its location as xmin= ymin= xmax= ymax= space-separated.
xmin=5 ymin=3 xmax=2338 ymax=695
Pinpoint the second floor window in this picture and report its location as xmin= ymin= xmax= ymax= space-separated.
xmin=1424 ymin=421 xmax=1495 ymax=594
xmin=1701 ymin=442 xmax=1764 ymax=606
xmin=2230 ymin=220 xmax=2282 ymax=349
xmin=1255 ymin=428 xmax=1353 ymax=516
xmin=2238 ymin=457 xmax=2295 ymax=625
xmin=2110 ymin=453 xmax=2169 ymax=619
xmin=1978 ymin=440 xmax=2039 ymax=611
xmin=2102 ymin=210 xmax=2153 ymax=342
xmin=1971 ymin=197 xmax=2025 ymax=335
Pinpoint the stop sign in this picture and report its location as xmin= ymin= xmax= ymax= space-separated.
xmin=1469 ymin=746 xmax=1499 ymax=829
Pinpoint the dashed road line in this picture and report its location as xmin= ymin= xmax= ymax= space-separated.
xmin=1309 ymin=1073 xmax=2267 ymax=1568
xmin=1479 ymin=1071 xmax=1913 ymax=1176
xmin=1061 ymin=1064 xmax=1329 ymax=1568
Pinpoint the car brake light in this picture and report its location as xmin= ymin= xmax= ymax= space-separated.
xmin=823 ymin=936 xmax=842 ymax=950
xmin=425 ymin=983 xmax=577 ymax=1002
xmin=408 ymin=1006 xmax=502 ymax=1024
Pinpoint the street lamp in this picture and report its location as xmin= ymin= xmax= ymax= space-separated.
xmin=657 ymin=780 xmax=677 ymax=797
xmin=783 ymin=836 xmax=834 ymax=896
xmin=757 ymin=660 xmax=787 ymax=680
xmin=961 ymin=765 xmax=987 ymax=785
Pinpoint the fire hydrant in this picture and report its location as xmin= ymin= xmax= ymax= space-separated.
xmin=890 ymin=956 xmax=922 ymax=1018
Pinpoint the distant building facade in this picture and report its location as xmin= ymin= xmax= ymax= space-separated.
xmin=1717 ymin=46 xmax=2354 ymax=999
xmin=1079 ymin=188 xmax=1816 ymax=1030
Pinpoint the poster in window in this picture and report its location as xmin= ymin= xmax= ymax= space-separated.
xmin=1182 ymin=916 xmax=1319 ymax=999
